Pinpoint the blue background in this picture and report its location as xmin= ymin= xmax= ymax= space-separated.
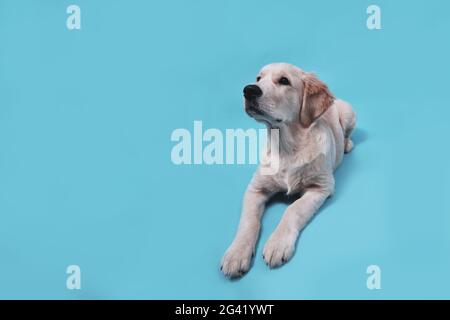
xmin=1 ymin=0 xmax=449 ymax=299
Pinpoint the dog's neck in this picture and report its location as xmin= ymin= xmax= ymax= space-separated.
xmin=266 ymin=121 xmax=307 ymax=156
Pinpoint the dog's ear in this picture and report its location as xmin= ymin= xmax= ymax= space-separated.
xmin=300 ymin=73 xmax=334 ymax=127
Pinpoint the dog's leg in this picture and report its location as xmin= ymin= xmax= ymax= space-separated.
xmin=263 ymin=187 xmax=331 ymax=268
xmin=337 ymin=100 xmax=356 ymax=153
xmin=344 ymin=117 xmax=355 ymax=153
xmin=221 ymin=188 xmax=271 ymax=278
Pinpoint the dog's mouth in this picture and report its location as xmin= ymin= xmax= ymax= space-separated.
xmin=245 ymin=102 xmax=282 ymax=123
xmin=245 ymin=104 xmax=265 ymax=117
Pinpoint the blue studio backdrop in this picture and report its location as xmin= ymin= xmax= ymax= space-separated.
xmin=1 ymin=0 xmax=450 ymax=299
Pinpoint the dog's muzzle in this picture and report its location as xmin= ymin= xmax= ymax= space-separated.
xmin=243 ymin=85 xmax=262 ymax=101
xmin=244 ymin=84 xmax=263 ymax=116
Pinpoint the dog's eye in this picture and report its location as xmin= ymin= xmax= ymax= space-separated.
xmin=279 ymin=77 xmax=290 ymax=86
xmin=256 ymin=76 xmax=261 ymax=82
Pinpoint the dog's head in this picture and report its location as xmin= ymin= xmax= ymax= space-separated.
xmin=243 ymin=63 xmax=334 ymax=128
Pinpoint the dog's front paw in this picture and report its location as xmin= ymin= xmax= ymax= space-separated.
xmin=221 ymin=242 xmax=254 ymax=279
xmin=263 ymin=230 xmax=297 ymax=268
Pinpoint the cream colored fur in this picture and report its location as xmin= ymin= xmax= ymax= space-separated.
xmin=221 ymin=63 xmax=356 ymax=278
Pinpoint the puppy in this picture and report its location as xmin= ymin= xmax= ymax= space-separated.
xmin=221 ymin=63 xmax=356 ymax=278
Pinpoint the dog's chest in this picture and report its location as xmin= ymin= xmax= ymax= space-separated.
xmin=273 ymin=167 xmax=305 ymax=195
xmin=270 ymin=154 xmax=326 ymax=195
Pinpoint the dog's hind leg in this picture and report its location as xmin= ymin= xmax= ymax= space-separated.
xmin=337 ymin=100 xmax=356 ymax=153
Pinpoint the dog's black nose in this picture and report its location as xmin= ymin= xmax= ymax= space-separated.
xmin=243 ymin=85 xmax=263 ymax=100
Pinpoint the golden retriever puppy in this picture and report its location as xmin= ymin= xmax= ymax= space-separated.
xmin=221 ymin=63 xmax=356 ymax=278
